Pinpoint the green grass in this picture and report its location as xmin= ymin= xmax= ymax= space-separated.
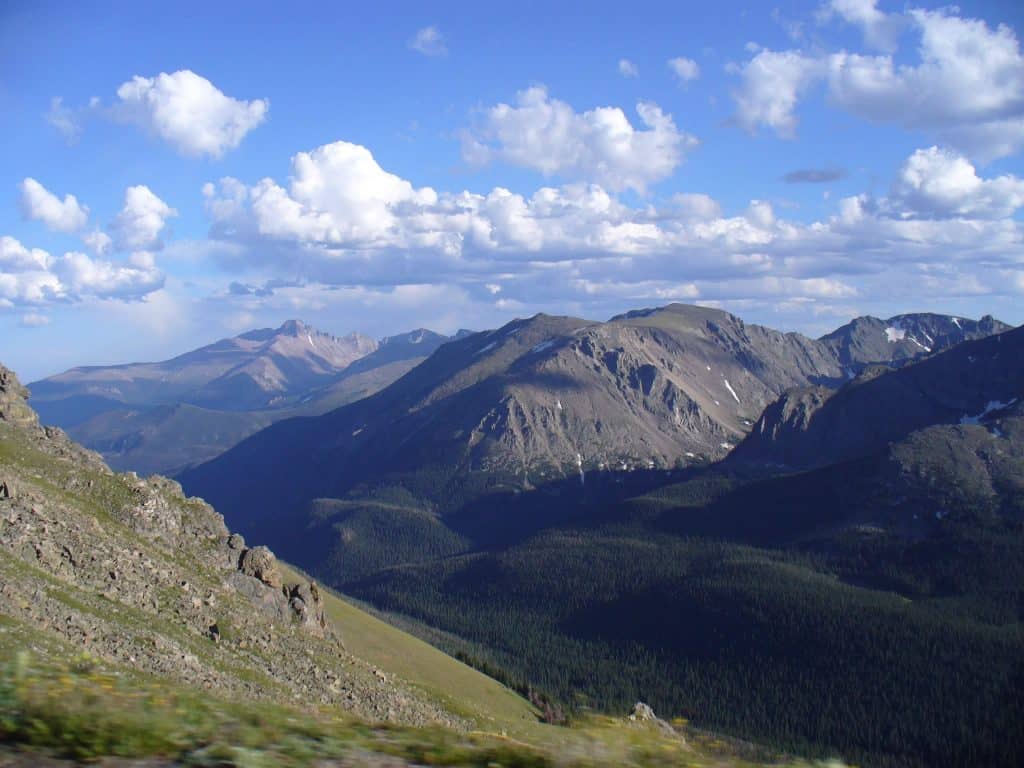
xmin=279 ymin=562 xmax=543 ymax=740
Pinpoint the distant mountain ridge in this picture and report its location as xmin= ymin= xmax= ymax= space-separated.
xmin=31 ymin=319 xmax=377 ymax=415
xmin=29 ymin=321 xmax=460 ymax=475
xmin=820 ymin=312 xmax=1009 ymax=372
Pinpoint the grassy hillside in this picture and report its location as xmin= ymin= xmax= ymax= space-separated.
xmin=279 ymin=561 xmax=543 ymax=739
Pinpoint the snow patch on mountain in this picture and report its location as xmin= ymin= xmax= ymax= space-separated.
xmin=723 ymin=379 xmax=740 ymax=404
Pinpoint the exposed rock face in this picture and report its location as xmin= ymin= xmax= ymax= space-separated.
xmin=0 ymin=365 xmax=38 ymax=428
xmin=821 ymin=313 xmax=1011 ymax=370
xmin=288 ymin=581 xmax=329 ymax=635
xmin=629 ymin=701 xmax=678 ymax=738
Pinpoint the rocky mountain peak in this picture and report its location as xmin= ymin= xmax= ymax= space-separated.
xmin=276 ymin=319 xmax=308 ymax=336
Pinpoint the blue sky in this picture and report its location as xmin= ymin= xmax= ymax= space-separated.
xmin=2 ymin=0 xmax=1023 ymax=381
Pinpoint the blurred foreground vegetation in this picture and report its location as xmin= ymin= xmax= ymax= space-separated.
xmin=0 ymin=641 xmax=846 ymax=768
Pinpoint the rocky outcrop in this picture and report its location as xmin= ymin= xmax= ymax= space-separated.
xmin=631 ymin=702 xmax=658 ymax=721
xmin=239 ymin=545 xmax=282 ymax=588
xmin=232 ymin=544 xmax=329 ymax=636
xmin=287 ymin=580 xmax=329 ymax=635
xmin=0 ymin=365 xmax=38 ymax=428
xmin=629 ymin=702 xmax=679 ymax=738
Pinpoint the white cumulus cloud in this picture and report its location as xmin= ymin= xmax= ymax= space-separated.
xmin=890 ymin=146 xmax=1024 ymax=220
xmin=56 ymin=250 xmax=164 ymax=300
xmin=82 ymin=229 xmax=113 ymax=256
xmin=199 ymin=138 xmax=1024 ymax=325
xmin=824 ymin=0 xmax=905 ymax=52
xmin=462 ymin=86 xmax=697 ymax=193
xmin=1 ymin=235 xmax=53 ymax=273
xmin=828 ymin=8 xmax=1024 ymax=160
xmin=0 ymin=236 xmax=162 ymax=307
xmin=731 ymin=49 xmax=824 ymax=137
xmin=736 ymin=6 xmax=1024 ymax=159
xmin=111 ymin=186 xmax=178 ymax=251
xmin=672 ymin=193 xmax=723 ymax=221
xmin=206 ymin=141 xmax=437 ymax=246
xmin=19 ymin=178 xmax=89 ymax=233
xmin=114 ymin=70 xmax=268 ymax=158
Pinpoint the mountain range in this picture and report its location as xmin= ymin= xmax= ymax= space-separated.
xmin=29 ymin=321 xmax=462 ymax=475
xmin=178 ymin=305 xmax=1008 ymax=568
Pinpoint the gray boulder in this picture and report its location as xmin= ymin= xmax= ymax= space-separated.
xmin=239 ymin=545 xmax=282 ymax=588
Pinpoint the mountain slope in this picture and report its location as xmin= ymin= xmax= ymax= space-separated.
xmin=731 ymin=324 xmax=1023 ymax=470
xmin=65 ymin=402 xmax=278 ymax=476
xmin=0 ymin=362 xmax=462 ymax=727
